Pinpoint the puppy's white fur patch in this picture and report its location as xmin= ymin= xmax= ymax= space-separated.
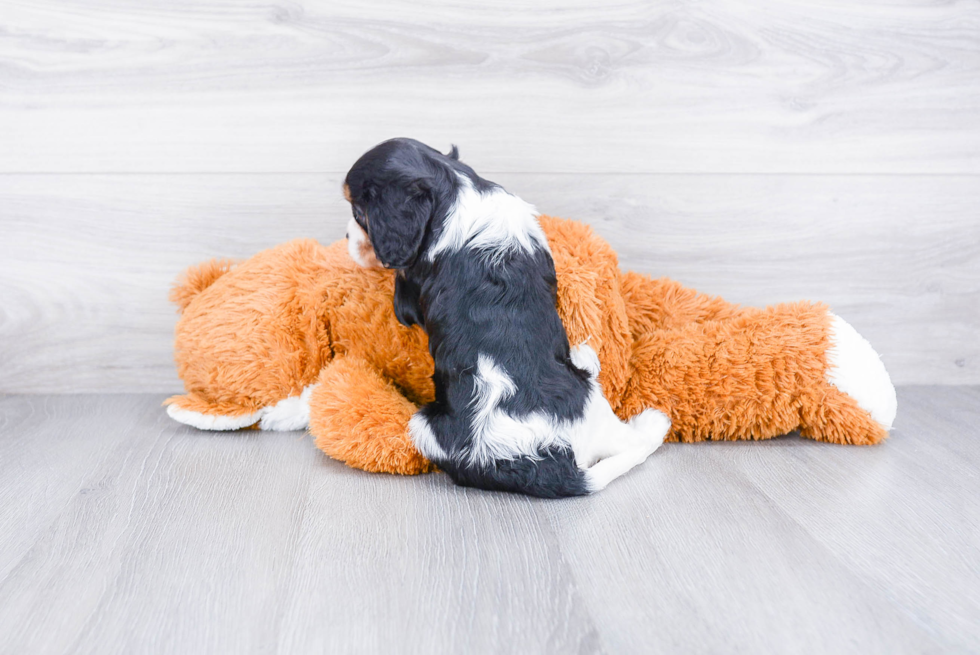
xmin=825 ymin=314 xmax=897 ymax=429
xmin=167 ymin=384 xmax=318 ymax=432
xmin=569 ymin=342 xmax=601 ymax=377
xmin=464 ymin=354 xmax=567 ymax=465
xmin=409 ymin=412 xmax=448 ymax=461
xmin=583 ymin=407 xmax=668 ymax=492
xmin=427 ymin=173 xmax=549 ymax=262
xmin=565 ymin=348 xmax=670 ymax=491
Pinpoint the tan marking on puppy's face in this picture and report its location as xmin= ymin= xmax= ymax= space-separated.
xmin=347 ymin=217 xmax=383 ymax=269
xmin=344 ymin=182 xmax=382 ymax=267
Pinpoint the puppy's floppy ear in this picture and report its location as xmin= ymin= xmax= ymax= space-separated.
xmin=393 ymin=273 xmax=424 ymax=328
xmin=363 ymin=178 xmax=434 ymax=269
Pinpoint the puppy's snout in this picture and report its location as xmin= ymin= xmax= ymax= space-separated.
xmin=346 ymin=217 xmax=383 ymax=269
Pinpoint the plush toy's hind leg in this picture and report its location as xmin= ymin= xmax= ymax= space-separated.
xmin=308 ymin=357 xmax=435 ymax=475
xmin=619 ymin=302 xmax=895 ymax=445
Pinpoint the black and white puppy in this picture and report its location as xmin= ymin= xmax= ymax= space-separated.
xmin=344 ymin=138 xmax=670 ymax=497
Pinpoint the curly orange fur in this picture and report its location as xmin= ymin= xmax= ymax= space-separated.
xmin=310 ymin=358 xmax=435 ymax=475
xmin=169 ymin=258 xmax=237 ymax=314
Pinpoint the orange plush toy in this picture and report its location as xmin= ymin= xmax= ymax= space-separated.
xmin=165 ymin=216 xmax=897 ymax=475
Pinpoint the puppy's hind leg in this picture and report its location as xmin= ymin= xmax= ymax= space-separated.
xmin=581 ymin=407 xmax=670 ymax=493
xmin=569 ymin=343 xmax=670 ymax=493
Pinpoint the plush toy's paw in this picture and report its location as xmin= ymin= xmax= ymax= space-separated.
xmin=309 ymin=358 xmax=435 ymax=475
xmin=165 ymin=400 xmax=262 ymax=431
xmin=257 ymin=385 xmax=317 ymax=431
xmin=825 ymin=314 xmax=897 ymax=431
xmin=629 ymin=408 xmax=672 ymax=452
xmin=165 ymin=386 xmax=317 ymax=432
xmin=164 ymin=392 xmax=265 ymax=430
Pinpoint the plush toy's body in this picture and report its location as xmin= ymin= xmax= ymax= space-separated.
xmin=165 ymin=216 xmax=897 ymax=475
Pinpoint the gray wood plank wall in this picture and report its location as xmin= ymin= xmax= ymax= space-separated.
xmin=1 ymin=0 xmax=978 ymax=392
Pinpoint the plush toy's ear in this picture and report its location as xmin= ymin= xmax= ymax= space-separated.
xmin=364 ymin=180 xmax=434 ymax=269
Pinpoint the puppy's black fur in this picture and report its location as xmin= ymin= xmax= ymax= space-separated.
xmin=345 ymin=138 xmax=591 ymax=498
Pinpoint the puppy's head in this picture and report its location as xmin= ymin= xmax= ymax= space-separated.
xmin=344 ymin=138 xmax=459 ymax=270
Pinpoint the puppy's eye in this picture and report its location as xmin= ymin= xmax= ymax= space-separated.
xmin=352 ymin=206 xmax=365 ymax=221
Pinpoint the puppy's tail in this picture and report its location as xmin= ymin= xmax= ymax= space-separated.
xmin=169 ymin=258 xmax=236 ymax=313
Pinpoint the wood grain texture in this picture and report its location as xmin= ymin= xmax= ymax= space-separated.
xmin=1 ymin=173 xmax=976 ymax=393
xmin=538 ymin=386 xmax=980 ymax=652
xmin=0 ymin=0 xmax=978 ymax=173
xmin=1 ymin=387 xmax=978 ymax=653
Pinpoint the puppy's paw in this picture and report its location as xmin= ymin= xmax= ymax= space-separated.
xmin=629 ymin=409 xmax=671 ymax=453
xmin=569 ymin=342 xmax=601 ymax=378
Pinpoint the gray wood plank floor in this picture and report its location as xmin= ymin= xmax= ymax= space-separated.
xmin=1 ymin=386 xmax=978 ymax=654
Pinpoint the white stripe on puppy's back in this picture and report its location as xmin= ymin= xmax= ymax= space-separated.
xmin=409 ymin=412 xmax=448 ymax=461
xmin=426 ymin=174 xmax=549 ymax=262
xmin=465 ymin=354 xmax=567 ymax=466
